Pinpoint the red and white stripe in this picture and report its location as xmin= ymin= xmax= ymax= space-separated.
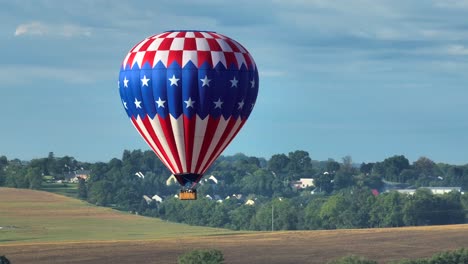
xmin=131 ymin=114 xmax=247 ymax=175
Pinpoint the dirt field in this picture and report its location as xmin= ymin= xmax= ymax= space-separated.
xmin=2 ymin=224 xmax=468 ymax=263
xmin=2 ymin=188 xmax=468 ymax=263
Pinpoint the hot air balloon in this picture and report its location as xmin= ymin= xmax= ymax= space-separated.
xmin=118 ymin=30 xmax=259 ymax=200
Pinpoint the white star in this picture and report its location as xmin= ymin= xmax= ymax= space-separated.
xmin=213 ymin=98 xmax=223 ymax=109
xmin=141 ymin=75 xmax=150 ymax=87
xmin=122 ymin=100 xmax=128 ymax=109
xmin=250 ymin=79 xmax=255 ymax=88
xmin=169 ymin=75 xmax=179 ymax=86
xmin=155 ymin=97 xmax=166 ymax=108
xmin=200 ymin=75 xmax=211 ymax=87
xmin=134 ymin=98 xmax=142 ymax=109
xmin=124 ymin=77 xmax=129 ymax=88
xmin=230 ymin=76 xmax=238 ymax=87
xmin=184 ymin=97 xmax=195 ymax=108
xmin=238 ymin=99 xmax=245 ymax=110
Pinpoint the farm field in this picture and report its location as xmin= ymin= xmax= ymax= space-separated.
xmin=0 ymin=187 xmax=236 ymax=243
xmin=2 ymin=187 xmax=468 ymax=263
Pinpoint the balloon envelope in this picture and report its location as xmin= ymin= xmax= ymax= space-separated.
xmin=119 ymin=30 xmax=259 ymax=187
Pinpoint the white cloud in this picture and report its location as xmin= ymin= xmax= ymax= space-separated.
xmin=0 ymin=65 xmax=110 ymax=85
xmin=446 ymin=45 xmax=468 ymax=56
xmin=434 ymin=0 xmax=468 ymax=9
xmin=14 ymin=21 xmax=91 ymax=37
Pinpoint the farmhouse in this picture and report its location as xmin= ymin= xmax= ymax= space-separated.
xmin=151 ymin=194 xmax=163 ymax=203
xmin=292 ymin=178 xmax=315 ymax=189
xmin=393 ymin=187 xmax=462 ymax=195
xmin=166 ymin=175 xmax=177 ymax=186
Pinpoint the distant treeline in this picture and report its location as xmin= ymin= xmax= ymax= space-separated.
xmin=1 ymin=150 xmax=468 ymax=230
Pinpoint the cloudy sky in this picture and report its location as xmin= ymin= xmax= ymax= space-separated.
xmin=1 ymin=0 xmax=467 ymax=164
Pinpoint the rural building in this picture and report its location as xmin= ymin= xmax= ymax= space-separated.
xmin=393 ymin=187 xmax=461 ymax=195
xmin=204 ymin=175 xmax=218 ymax=184
xmin=166 ymin=175 xmax=177 ymax=186
xmin=245 ymin=199 xmax=255 ymax=206
xmin=292 ymin=178 xmax=315 ymax=189
xmin=143 ymin=195 xmax=152 ymax=204
xmin=152 ymin=194 xmax=163 ymax=203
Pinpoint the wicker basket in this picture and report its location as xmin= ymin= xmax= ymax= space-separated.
xmin=179 ymin=189 xmax=197 ymax=200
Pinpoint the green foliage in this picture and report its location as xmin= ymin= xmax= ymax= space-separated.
xmin=178 ymin=249 xmax=224 ymax=264
xmin=328 ymin=255 xmax=377 ymax=264
xmin=0 ymin=256 xmax=10 ymax=264
xmin=2 ymin=150 xmax=468 ymax=232
xmin=395 ymin=248 xmax=468 ymax=264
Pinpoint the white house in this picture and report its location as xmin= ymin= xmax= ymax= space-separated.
xmin=143 ymin=195 xmax=153 ymax=204
xmin=245 ymin=199 xmax=255 ymax=206
xmin=292 ymin=178 xmax=315 ymax=189
xmin=204 ymin=175 xmax=218 ymax=184
xmin=393 ymin=187 xmax=461 ymax=195
xmin=166 ymin=175 xmax=177 ymax=186
xmin=152 ymin=194 xmax=163 ymax=203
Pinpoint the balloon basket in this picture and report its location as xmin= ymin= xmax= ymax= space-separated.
xmin=179 ymin=189 xmax=197 ymax=200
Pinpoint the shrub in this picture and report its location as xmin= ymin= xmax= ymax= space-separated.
xmin=178 ymin=249 xmax=224 ymax=264
xmin=0 ymin=255 xmax=11 ymax=264
xmin=328 ymin=255 xmax=378 ymax=264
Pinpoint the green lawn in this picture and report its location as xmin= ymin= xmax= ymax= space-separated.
xmin=39 ymin=182 xmax=78 ymax=198
xmin=0 ymin=188 xmax=237 ymax=244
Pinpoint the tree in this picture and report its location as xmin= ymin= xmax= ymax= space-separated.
xmin=287 ymin=150 xmax=313 ymax=179
xmin=228 ymin=204 xmax=256 ymax=230
xmin=268 ymin=154 xmax=290 ymax=175
xmin=326 ymin=159 xmax=340 ymax=173
xmin=0 ymin=255 xmax=11 ymax=264
xmin=413 ymin=157 xmax=438 ymax=178
xmin=370 ymin=192 xmax=405 ymax=227
xmin=78 ymin=178 xmax=88 ymax=199
xmin=25 ymin=167 xmax=42 ymax=189
xmin=303 ymin=197 xmax=326 ymax=229
xmin=327 ymin=255 xmax=377 ymax=264
xmin=178 ymin=249 xmax=224 ymax=264
xmin=319 ymin=194 xmax=349 ymax=229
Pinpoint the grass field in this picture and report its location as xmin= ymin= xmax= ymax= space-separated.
xmin=0 ymin=187 xmax=236 ymax=244
xmin=2 ymin=187 xmax=468 ymax=263
xmin=39 ymin=182 xmax=79 ymax=198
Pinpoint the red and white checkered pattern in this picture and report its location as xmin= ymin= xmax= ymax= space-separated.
xmin=121 ymin=31 xmax=256 ymax=70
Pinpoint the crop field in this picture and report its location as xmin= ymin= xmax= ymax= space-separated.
xmin=0 ymin=187 xmax=235 ymax=243
xmin=2 ymin=187 xmax=468 ymax=263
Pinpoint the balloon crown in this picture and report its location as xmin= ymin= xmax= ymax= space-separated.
xmin=165 ymin=30 xmax=216 ymax=33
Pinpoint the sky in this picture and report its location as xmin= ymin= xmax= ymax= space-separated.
xmin=1 ymin=0 xmax=467 ymax=165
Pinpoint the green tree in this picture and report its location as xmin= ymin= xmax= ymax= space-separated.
xmin=303 ymin=197 xmax=326 ymax=229
xmin=327 ymin=255 xmax=377 ymax=264
xmin=326 ymin=159 xmax=341 ymax=173
xmin=403 ymin=189 xmax=434 ymax=226
xmin=319 ymin=194 xmax=349 ymax=229
xmin=26 ymin=166 xmax=42 ymax=189
xmin=268 ymin=154 xmax=290 ymax=175
xmin=287 ymin=150 xmax=313 ymax=179
xmin=370 ymin=192 xmax=405 ymax=227
xmin=78 ymin=178 xmax=88 ymax=199
xmin=228 ymin=204 xmax=256 ymax=230
xmin=178 ymin=249 xmax=224 ymax=264
xmin=0 ymin=255 xmax=11 ymax=264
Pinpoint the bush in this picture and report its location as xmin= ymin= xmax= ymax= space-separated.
xmin=0 ymin=255 xmax=10 ymax=264
xmin=178 ymin=249 xmax=224 ymax=264
xmin=328 ymin=255 xmax=378 ymax=264
xmin=394 ymin=248 xmax=468 ymax=264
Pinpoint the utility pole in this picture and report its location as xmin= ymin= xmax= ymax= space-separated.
xmin=271 ymin=204 xmax=274 ymax=232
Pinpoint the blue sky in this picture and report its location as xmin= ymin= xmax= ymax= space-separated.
xmin=1 ymin=0 xmax=467 ymax=164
